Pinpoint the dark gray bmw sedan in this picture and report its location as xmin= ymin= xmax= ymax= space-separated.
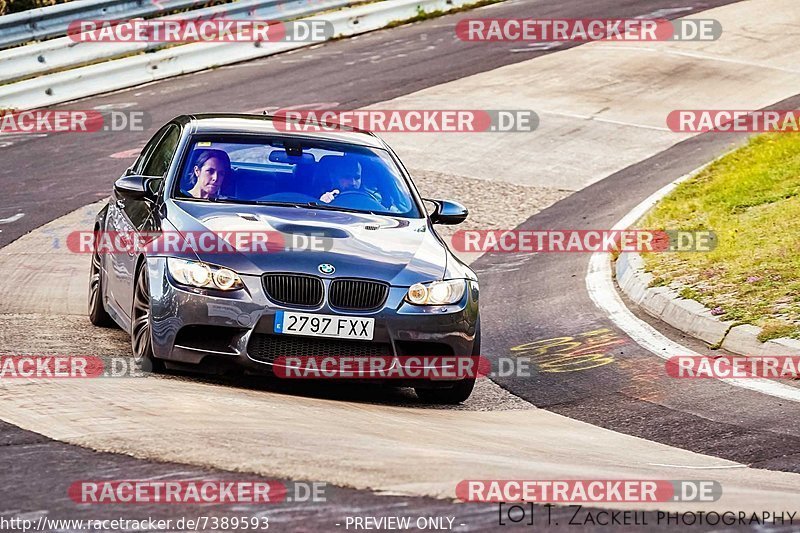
xmin=89 ymin=114 xmax=480 ymax=403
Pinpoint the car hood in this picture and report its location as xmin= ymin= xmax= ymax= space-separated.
xmin=166 ymin=200 xmax=448 ymax=286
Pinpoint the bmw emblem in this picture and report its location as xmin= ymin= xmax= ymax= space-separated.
xmin=318 ymin=263 xmax=335 ymax=275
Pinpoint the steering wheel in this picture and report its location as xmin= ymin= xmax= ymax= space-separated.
xmin=331 ymin=190 xmax=386 ymax=211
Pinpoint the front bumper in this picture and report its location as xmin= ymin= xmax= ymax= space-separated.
xmin=146 ymin=257 xmax=479 ymax=382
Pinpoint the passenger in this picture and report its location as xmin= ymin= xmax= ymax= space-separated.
xmin=186 ymin=149 xmax=231 ymax=199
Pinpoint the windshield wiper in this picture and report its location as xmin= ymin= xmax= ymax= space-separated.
xmin=212 ymin=199 xmax=302 ymax=208
xmin=253 ymin=201 xmax=305 ymax=208
xmin=303 ymin=202 xmax=377 ymax=215
xmin=250 ymin=201 xmax=370 ymax=213
xmin=203 ymin=198 xmax=379 ymax=215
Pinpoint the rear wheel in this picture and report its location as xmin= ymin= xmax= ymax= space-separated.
xmin=132 ymin=263 xmax=164 ymax=373
xmin=88 ymin=245 xmax=114 ymax=327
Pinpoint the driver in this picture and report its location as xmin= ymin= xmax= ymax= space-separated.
xmin=318 ymin=158 xmax=363 ymax=204
xmin=187 ymin=149 xmax=231 ymax=199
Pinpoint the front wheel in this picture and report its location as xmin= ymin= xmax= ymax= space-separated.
xmin=132 ymin=263 xmax=164 ymax=373
xmin=415 ymin=377 xmax=476 ymax=404
xmin=415 ymin=315 xmax=480 ymax=404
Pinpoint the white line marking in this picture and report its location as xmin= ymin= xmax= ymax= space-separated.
xmin=92 ymin=102 xmax=138 ymax=110
xmin=510 ymin=41 xmax=565 ymax=52
xmin=635 ymin=7 xmax=694 ymax=19
xmin=539 ymin=110 xmax=674 ymax=132
xmin=137 ymin=471 xmax=205 ymax=481
xmin=0 ymin=213 xmax=24 ymax=224
xmin=586 ymin=161 xmax=800 ymax=404
xmin=648 ymin=463 xmax=748 ymax=470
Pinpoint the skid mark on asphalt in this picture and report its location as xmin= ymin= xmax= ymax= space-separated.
xmin=588 ymin=45 xmax=800 ymax=74
xmin=614 ymin=352 xmax=668 ymax=403
xmin=108 ymin=147 xmax=143 ymax=159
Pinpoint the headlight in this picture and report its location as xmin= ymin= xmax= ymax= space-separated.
xmin=405 ymin=280 xmax=467 ymax=305
xmin=167 ymin=258 xmax=243 ymax=291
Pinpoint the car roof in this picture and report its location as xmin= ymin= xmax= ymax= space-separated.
xmin=182 ymin=113 xmax=387 ymax=149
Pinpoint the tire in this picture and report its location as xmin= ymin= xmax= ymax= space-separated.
xmin=131 ymin=263 xmax=164 ymax=373
xmin=415 ymin=315 xmax=480 ymax=404
xmin=88 ymin=244 xmax=115 ymax=327
xmin=415 ymin=377 xmax=476 ymax=404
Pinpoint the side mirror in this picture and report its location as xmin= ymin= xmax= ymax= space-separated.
xmin=427 ymin=199 xmax=468 ymax=225
xmin=114 ymin=174 xmax=161 ymax=201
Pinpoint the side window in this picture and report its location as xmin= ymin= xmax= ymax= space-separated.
xmin=132 ymin=125 xmax=170 ymax=175
xmin=143 ymin=125 xmax=180 ymax=177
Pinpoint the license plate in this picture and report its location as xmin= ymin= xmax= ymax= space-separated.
xmin=274 ymin=310 xmax=374 ymax=341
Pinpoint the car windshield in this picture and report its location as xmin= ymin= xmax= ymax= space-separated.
xmin=174 ymin=137 xmax=421 ymax=217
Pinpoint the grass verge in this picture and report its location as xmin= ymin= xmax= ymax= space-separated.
xmin=639 ymin=132 xmax=800 ymax=339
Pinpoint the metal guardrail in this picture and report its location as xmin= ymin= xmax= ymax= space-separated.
xmin=0 ymin=0 xmax=475 ymax=111
xmin=0 ymin=0 xmax=355 ymax=84
xmin=0 ymin=0 xmax=208 ymax=50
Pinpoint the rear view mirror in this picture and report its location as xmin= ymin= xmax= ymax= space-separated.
xmin=114 ymin=174 xmax=161 ymax=201
xmin=269 ymin=150 xmax=315 ymax=164
xmin=427 ymin=199 xmax=468 ymax=225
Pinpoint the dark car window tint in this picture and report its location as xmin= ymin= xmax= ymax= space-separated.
xmin=133 ymin=125 xmax=170 ymax=175
xmin=175 ymin=138 xmax=421 ymax=218
xmin=143 ymin=125 xmax=180 ymax=177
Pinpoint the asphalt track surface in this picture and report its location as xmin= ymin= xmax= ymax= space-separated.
xmin=6 ymin=419 xmax=726 ymax=532
xmin=4 ymin=0 xmax=792 ymax=529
